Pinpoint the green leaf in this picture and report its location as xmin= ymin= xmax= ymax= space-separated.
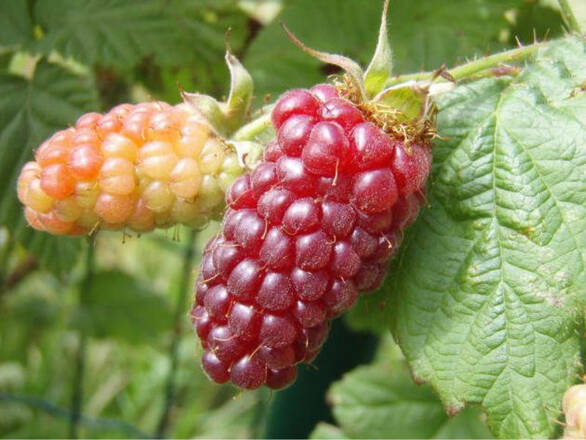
xmin=244 ymin=0 xmax=383 ymax=98
xmin=512 ymin=0 xmax=565 ymax=43
xmin=0 ymin=61 xmax=98 ymax=274
xmin=80 ymin=270 xmax=173 ymax=344
xmin=388 ymin=0 xmax=519 ymax=73
xmin=244 ymin=0 xmax=520 ymax=98
xmin=0 ymin=0 xmax=33 ymax=49
xmin=324 ymin=362 xmax=493 ymax=439
xmin=310 ymin=423 xmax=349 ymax=440
xmin=31 ymin=0 xmax=248 ymax=69
xmin=384 ymin=37 xmax=586 ymax=438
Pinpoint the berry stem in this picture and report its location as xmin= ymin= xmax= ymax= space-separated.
xmin=69 ymin=238 xmax=94 ymax=439
xmin=232 ymin=107 xmax=274 ymax=141
xmin=384 ymin=40 xmax=547 ymax=87
xmin=0 ymin=255 xmax=38 ymax=297
xmin=155 ymin=228 xmax=198 ymax=438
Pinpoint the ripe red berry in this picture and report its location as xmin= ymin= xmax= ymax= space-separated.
xmin=272 ymin=90 xmax=321 ymax=129
xmin=302 ymin=121 xmax=351 ymax=176
xmin=267 ymin=366 xmax=298 ymax=390
xmin=391 ymin=143 xmax=432 ymax=195
xmin=192 ymin=84 xmax=432 ymax=389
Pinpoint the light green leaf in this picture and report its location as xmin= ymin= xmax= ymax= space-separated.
xmin=244 ymin=0 xmax=521 ymax=98
xmin=0 ymin=0 xmax=33 ymax=49
xmin=558 ymin=0 xmax=586 ymax=34
xmin=0 ymin=61 xmax=98 ymax=274
xmin=31 ymin=0 xmax=247 ymax=69
xmin=385 ymin=37 xmax=586 ymax=438
xmin=324 ymin=362 xmax=493 ymax=439
xmin=80 ymin=270 xmax=173 ymax=344
xmin=310 ymin=423 xmax=349 ymax=440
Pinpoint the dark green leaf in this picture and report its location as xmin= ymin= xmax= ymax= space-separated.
xmin=323 ymin=362 xmax=493 ymax=439
xmin=511 ymin=0 xmax=565 ymax=43
xmin=80 ymin=270 xmax=173 ymax=344
xmin=0 ymin=61 xmax=98 ymax=274
xmin=0 ymin=53 xmax=13 ymax=71
xmin=384 ymin=37 xmax=586 ymax=438
xmin=32 ymin=0 xmax=247 ymax=70
xmin=244 ymin=0 xmax=520 ymax=98
xmin=0 ymin=0 xmax=33 ymax=49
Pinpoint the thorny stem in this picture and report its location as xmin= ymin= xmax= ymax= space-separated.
xmin=233 ymin=41 xmax=550 ymax=144
xmin=69 ymin=238 xmax=94 ymax=439
xmin=384 ymin=40 xmax=547 ymax=87
xmin=156 ymin=229 xmax=198 ymax=438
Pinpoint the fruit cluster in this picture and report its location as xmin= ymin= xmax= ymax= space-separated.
xmin=563 ymin=383 xmax=586 ymax=439
xmin=17 ymin=102 xmax=241 ymax=235
xmin=191 ymin=84 xmax=431 ymax=389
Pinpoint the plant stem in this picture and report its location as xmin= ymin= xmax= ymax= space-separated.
xmin=69 ymin=238 xmax=95 ymax=439
xmin=384 ymin=40 xmax=547 ymax=87
xmin=155 ymin=229 xmax=197 ymax=438
xmin=0 ymin=255 xmax=38 ymax=296
xmin=1 ymin=392 xmax=150 ymax=438
xmin=232 ymin=106 xmax=274 ymax=141
xmin=0 ymin=234 xmax=16 ymax=288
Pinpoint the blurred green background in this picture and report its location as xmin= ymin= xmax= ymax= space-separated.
xmin=0 ymin=0 xmax=566 ymax=438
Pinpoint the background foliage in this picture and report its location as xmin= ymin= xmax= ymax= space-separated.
xmin=0 ymin=0 xmax=582 ymax=439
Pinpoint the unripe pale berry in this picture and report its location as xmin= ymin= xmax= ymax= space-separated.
xmin=192 ymin=83 xmax=432 ymax=389
xmin=563 ymin=383 xmax=586 ymax=439
xmin=17 ymin=102 xmax=242 ymax=235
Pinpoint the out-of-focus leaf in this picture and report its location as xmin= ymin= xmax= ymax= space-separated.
xmin=80 ymin=270 xmax=173 ymax=344
xmin=512 ymin=0 xmax=565 ymax=43
xmin=0 ymin=53 xmax=13 ymax=71
xmin=32 ymin=0 xmax=248 ymax=70
xmin=0 ymin=0 xmax=33 ymax=49
xmin=0 ymin=61 xmax=98 ymax=274
xmin=310 ymin=423 xmax=349 ymax=439
xmin=244 ymin=0 xmax=520 ymax=98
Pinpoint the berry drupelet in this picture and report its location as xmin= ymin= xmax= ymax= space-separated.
xmin=191 ymin=83 xmax=431 ymax=390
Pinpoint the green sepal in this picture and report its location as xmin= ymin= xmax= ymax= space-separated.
xmin=183 ymin=51 xmax=253 ymax=137
xmin=281 ymin=23 xmax=367 ymax=101
xmin=373 ymin=81 xmax=429 ymax=123
xmin=224 ymin=51 xmax=254 ymax=129
xmin=363 ymin=0 xmax=393 ymax=98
